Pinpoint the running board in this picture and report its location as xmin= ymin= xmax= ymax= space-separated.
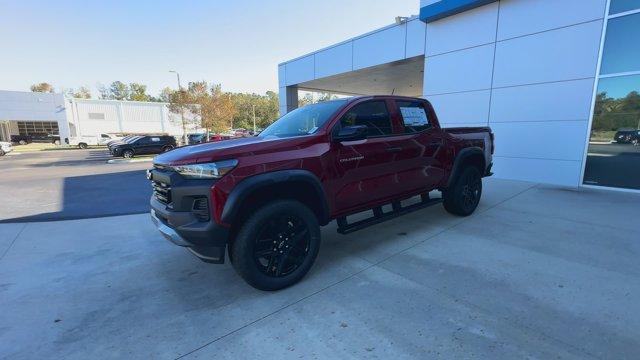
xmin=336 ymin=194 xmax=443 ymax=235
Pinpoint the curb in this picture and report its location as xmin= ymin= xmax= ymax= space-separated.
xmin=107 ymin=157 xmax=154 ymax=164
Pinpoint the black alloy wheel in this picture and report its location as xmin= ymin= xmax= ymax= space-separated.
xmin=253 ymin=214 xmax=311 ymax=277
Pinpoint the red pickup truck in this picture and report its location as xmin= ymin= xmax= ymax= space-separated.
xmin=148 ymin=95 xmax=494 ymax=290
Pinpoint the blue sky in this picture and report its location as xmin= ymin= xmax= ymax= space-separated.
xmin=0 ymin=0 xmax=418 ymax=97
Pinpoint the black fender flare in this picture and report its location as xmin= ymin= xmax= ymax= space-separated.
xmin=221 ymin=169 xmax=330 ymax=225
xmin=446 ymin=147 xmax=485 ymax=188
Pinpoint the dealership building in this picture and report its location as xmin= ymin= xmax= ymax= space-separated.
xmin=279 ymin=0 xmax=640 ymax=191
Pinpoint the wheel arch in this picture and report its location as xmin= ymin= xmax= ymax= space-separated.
xmin=221 ymin=170 xmax=330 ymax=230
xmin=446 ymin=147 xmax=486 ymax=188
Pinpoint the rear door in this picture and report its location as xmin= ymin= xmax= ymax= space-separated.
xmin=329 ymin=99 xmax=413 ymax=213
xmin=391 ymin=99 xmax=446 ymax=191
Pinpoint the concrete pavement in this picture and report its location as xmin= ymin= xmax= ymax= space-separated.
xmin=1 ymin=178 xmax=639 ymax=359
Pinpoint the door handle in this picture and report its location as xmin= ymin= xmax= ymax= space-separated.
xmin=385 ymin=146 xmax=402 ymax=153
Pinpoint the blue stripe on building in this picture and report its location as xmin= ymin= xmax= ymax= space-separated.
xmin=419 ymin=0 xmax=497 ymax=23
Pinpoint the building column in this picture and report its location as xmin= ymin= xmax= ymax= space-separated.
xmin=279 ymin=85 xmax=298 ymax=116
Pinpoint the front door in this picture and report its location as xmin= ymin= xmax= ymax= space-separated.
xmin=329 ymin=99 xmax=408 ymax=213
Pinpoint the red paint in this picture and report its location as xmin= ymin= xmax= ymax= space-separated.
xmin=155 ymin=95 xmax=493 ymax=225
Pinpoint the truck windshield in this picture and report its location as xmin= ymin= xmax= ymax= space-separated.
xmin=259 ymin=99 xmax=348 ymax=138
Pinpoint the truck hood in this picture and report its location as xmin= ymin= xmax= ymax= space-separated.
xmin=154 ymin=136 xmax=309 ymax=166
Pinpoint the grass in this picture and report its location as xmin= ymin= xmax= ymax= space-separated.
xmin=590 ymin=131 xmax=616 ymax=143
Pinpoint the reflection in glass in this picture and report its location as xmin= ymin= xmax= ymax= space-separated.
xmin=609 ymin=0 xmax=640 ymax=15
xmin=584 ymin=75 xmax=640 ymax=189
xmin=600 ymin=13 xmax=640 ymax=75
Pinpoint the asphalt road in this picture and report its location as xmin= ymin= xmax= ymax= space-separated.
xmin=0 ymin=149 xmax=153 ymax=222
xmin=584 ymin=143 xmax=640 ymax=190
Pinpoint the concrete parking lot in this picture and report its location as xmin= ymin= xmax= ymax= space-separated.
xmin=0 ymin=149 xmax=151 ymax=222
xmin=1 ymin=177 xmax=639 ymax=359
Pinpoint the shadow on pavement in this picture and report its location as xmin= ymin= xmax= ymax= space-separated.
xmin=1 ymin=170 xmax=151 ymax=223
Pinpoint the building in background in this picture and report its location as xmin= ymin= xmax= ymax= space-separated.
xmin=279 ymin=0 xmax=640 ymax=192
xmin=0 ymin=90 xmax=199 ymax=143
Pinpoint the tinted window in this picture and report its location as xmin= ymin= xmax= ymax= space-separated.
xmin=339 ymin=101 xmax=393 ymax=137
xmin=397 ymin=100 xmax=432 ymax=133
xmin=609 ymin=0 xmax=640 ymax=14
xmin=600 ymin=13 xmax=640 ymax=75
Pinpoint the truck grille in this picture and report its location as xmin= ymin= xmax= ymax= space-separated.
xmin=152 ymin=181 xmax=172 ymax=205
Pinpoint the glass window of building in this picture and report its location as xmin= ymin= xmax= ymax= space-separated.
xmin=585 ymin=5 xmax=640 ymax=190
xmin=609 ymin=0 xmax=640 ymax=15
xmin=599 ymin=13 xmax=640 ymax=75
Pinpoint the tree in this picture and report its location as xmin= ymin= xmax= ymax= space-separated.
xmin=229 ymin=91 xmax=279 ymax=131
xmin=72 ymin=86 xmax=91 ymax=99
xmin=30 ymin=82 xmax=54 ymax=93
xmin=128 ymin=83 xmax=150 ymax=101
xmin=199 ymin=84 xmax=237 ymax=134
xmin=109 ymin=81 xmax=129 ymax=100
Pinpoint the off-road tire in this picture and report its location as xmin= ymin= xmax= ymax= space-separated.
xmin=443 ymin=166 xmax=482 ymax=216
xmin=231 ymin=200 xmax=321 ymax=291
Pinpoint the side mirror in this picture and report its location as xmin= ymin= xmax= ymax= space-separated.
xmin=334 ymin=125 xmax=367 ymax=142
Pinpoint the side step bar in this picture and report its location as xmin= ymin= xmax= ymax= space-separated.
xmin=336 ymin=194 xmax=443 ymax=235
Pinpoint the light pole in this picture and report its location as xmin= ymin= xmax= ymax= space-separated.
xmin=169 ymin=70 xmax=187 ymax=145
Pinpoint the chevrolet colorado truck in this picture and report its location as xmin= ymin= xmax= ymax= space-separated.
xmin=148 ymin=95 xmax=494 ymax=290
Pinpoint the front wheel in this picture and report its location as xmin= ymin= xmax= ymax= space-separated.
xmin=443 ymin=166 xmax=482 ymax=216
xmin=122 ymin=149 xmax=134 ymax=158
xmin=19 ymin=140 xmax=27 ymax=145
xmin=0 ymin=149 xmax=4 ymax=156
xmin=231 ymin=200 xmax=321 ymax=291
xmin=78 ymin=143 xmax=88 ymax=149
xmin=162 ymin=145 xmax=173 ymax=152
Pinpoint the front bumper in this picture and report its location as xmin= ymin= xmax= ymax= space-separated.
xmin=148 ymin=168 xmax=229 ymax=264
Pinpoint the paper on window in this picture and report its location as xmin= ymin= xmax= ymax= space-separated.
xmin=400 ymin=107 xmax=428 ymax=126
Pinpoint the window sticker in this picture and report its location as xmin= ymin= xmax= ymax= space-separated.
xmin=400 ymin=107 xmax=428 ymax=126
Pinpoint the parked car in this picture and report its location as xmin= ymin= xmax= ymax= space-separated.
xmin=188 ymin=133 xmax=232 ymax=145
xmin=11 ymin=133 xmax=61 ymax=145
xmin=111 ymin=135 xmax=176 ymax=158
xmin=68 ymin=133 xmax=117 ymax=148
xmin=148 ymin=95 xmax=494 ymax=290
xmin=0 ymin=141 xmax=12 ymax=156
xmin=614 ymin=128 xmax=640 ymax=145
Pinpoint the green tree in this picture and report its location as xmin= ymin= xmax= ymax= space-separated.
xmin=128 ymin=83 xmax=150 ymax=101
xmin=30 ymin=82 xmax=54 ymax=93
xmin=72 ymin=86 xmax=92 ymax=99
xmin=109 ymin=81 xmax=129 ymax=100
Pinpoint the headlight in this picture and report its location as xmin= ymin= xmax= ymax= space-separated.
xmin=173 ymin=159 xmax=238 ymax=179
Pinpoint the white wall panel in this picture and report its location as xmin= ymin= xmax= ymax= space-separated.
xmin=491 ymin=121 xmax=588 ymax=161
xmin=490 ymin=79 xmax=596 ymax=123
xmin=493 ymin=20 xmax=603 ymax=87
xmin=314 ymin=43 xmax=353 ymax=79
xmin=498 ymin=0 xmax=607 ymax=40
xmin=426 ymin=2 xmax=498 ymax=56
xmin=493 ymin=156 xmax=582 ymax=186
xmin=405 ymin=19 xmax=426 ymax=58
xmin=284 ymin=55 xmax=314 ymax=86
xmin=427 ymin=90 xmax=490 ymax=125
xmin=353 ymin=26 xmax=406 ymax=70
xmin=424 ymin=44 xmax=494 ymax=95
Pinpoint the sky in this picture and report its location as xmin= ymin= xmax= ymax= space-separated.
xmin=0 ymin=0 xmax=418 ymax=98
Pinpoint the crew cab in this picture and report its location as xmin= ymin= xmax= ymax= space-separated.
xmin=110 ymin=135 xmax=176 ymax=158
xmin=148 ymin=96 xmax=494 ymax=290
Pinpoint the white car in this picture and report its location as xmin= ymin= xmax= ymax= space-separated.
xmin=68 ymin=133 xmax=118 ymax=148
xmin=0 ymin=141 xmax=13 ymax=156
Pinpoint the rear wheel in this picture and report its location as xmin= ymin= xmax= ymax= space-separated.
xmin=0 ymin=149 xmax=5 ymax=156
xmin=53 ymin=140 xmax=61 ymax=145
xmin=19 ymin=140 xmax=27 ymax=145
xmin=231 ymin=200 xmax=321 ymax=291
xmin=162 ymin=145 xmax=173 ymax=152
xmin=443 ymin=166 xmax=482 ymax=216
xmin=122 ymin=149 xmax=134 ymax=158
xmin=78 ymin=143 xmax=88 ymax=149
